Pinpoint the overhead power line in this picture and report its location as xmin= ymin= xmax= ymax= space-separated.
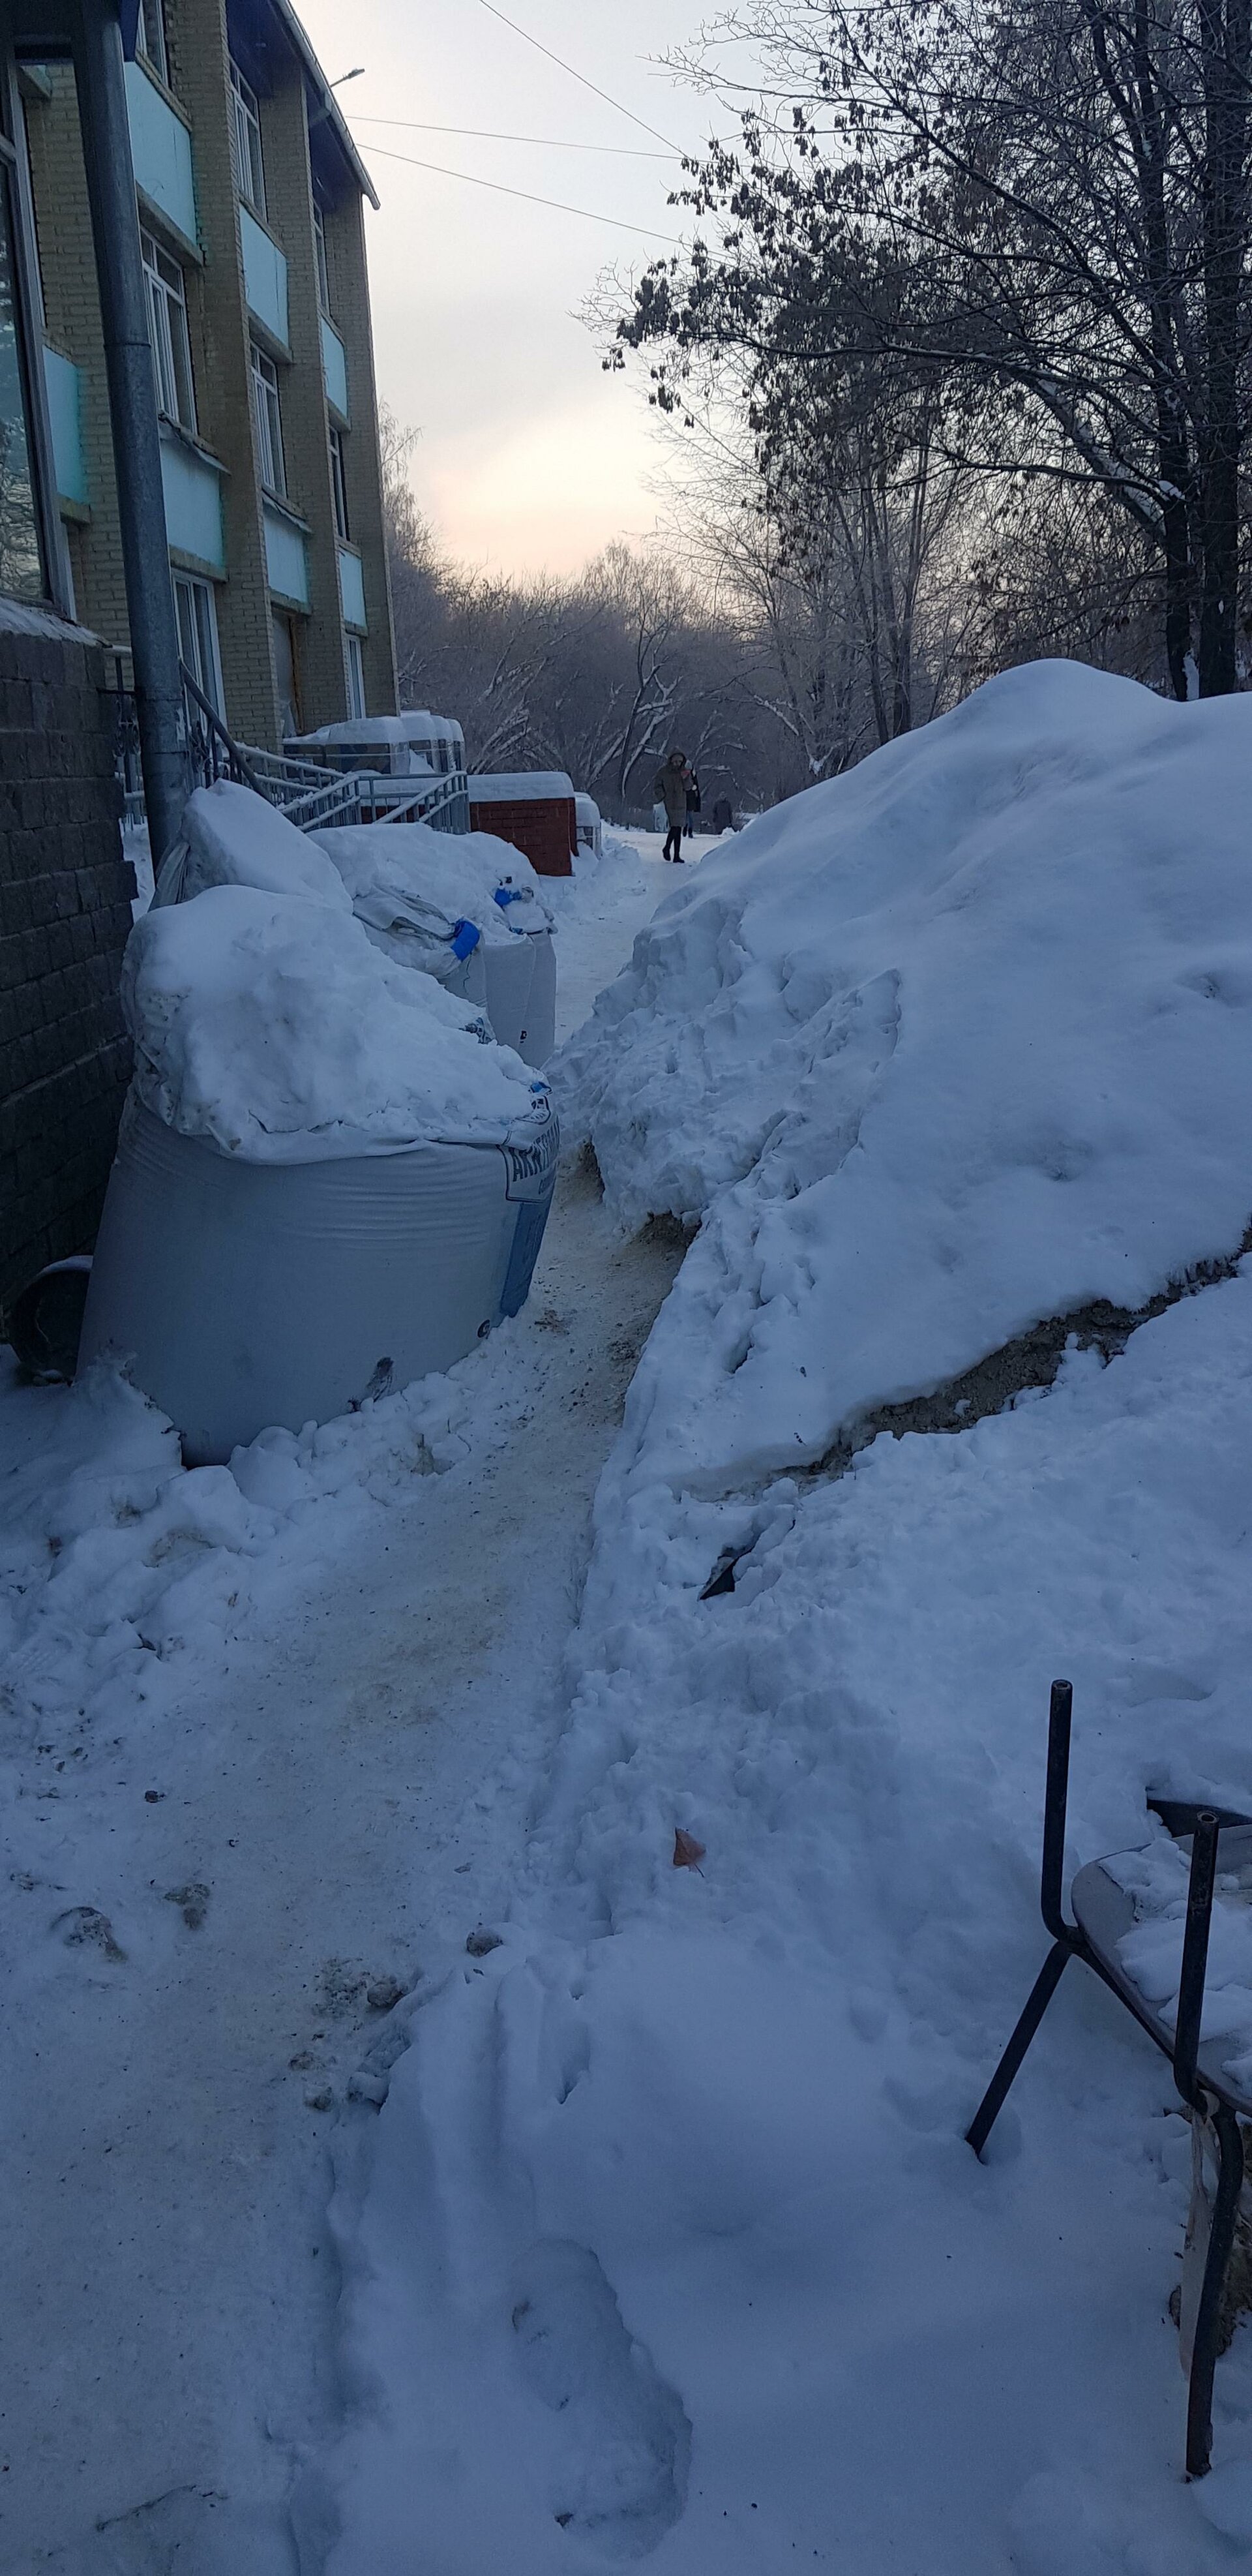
xmin=351 ymin=116 xmax=679 ymax=160
xmin=475 ymin=0 xmax=681 ymax=155
xmin=361 ymin=142 xmax=683 ymax=243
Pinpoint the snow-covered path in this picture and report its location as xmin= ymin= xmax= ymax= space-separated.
xmin=0 ymin=831 xmax=684 ymax=2569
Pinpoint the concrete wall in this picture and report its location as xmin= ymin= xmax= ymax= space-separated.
xmin=0 ymin=625 xmax=133 ymax=1311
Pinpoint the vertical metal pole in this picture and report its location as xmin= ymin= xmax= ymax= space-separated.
xmin=1174 ymin=1811 xmax=1220 ymax=2104
xmin=1040 ymin=1679 xmax=1074 ymax=1939
xmin=68 ymin=0 xmax=185 ymax=864
xmin=1186 ymin=2101 xmax=1244 ymax=2478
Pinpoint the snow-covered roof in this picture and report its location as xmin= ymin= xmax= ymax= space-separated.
xmin=298 ymin=712 xmax=465 ymax=748
xmin=468 ymin=772 xmax=575 ymax=802
xmin=0 ymin=594 xmax=99 ymax=644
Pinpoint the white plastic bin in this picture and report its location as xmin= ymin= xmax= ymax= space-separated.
xmin=445 ymin=926 xmax=556 ymax=1065
xmin=79 ymin=1094 xmax=558 ymax=1464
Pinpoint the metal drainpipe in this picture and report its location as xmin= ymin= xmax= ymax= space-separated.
xmin=68 ymin=0 xmax=186 ymax=866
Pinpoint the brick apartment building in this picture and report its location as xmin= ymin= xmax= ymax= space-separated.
xmin=0 ymin=0 xmax=397 ymax=1315
xmin=25 ymin=0 xmax=397 ymax=746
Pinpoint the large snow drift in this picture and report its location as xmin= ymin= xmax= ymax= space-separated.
xmin=123 ymin=885 xmax=538 ymax=1162
xmin=556 ymin=661 xmax=1252 ymax=1487
xmin=320 ymin=702 xmax=1252 ymax=2573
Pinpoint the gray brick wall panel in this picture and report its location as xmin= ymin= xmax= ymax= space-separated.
xmin=0 ymin=631 xmax=133 ymax=1312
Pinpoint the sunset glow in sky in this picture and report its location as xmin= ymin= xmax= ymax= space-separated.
xmin=295 ymin=0 xmax=719 ymax=577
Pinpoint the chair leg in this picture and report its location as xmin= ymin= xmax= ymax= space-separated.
xmin=966 ymin=1941 xmax=1072 ymax=2159
xmin=1185 ymin=2100 xmax=1245 ymax=2479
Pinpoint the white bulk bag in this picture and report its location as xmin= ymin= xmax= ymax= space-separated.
xmin=445 ymin=920 xmax=556 ymax=1065
xmin=79 ymin=1093 xmax=558 ymax=1466
xmin=516 ymin=920 xmax=556 ymax=1064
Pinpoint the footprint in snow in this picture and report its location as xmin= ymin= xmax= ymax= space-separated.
xmin=510 ymin=2238 xmax=691 ymax=2558
xmin=52 ymin=1905 xmax=125 ymax=1962
xmin=164 ymin=1881 xmax=211 ymax=1931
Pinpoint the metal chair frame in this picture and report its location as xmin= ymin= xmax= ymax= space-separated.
xmin=968 ymin=1679 xmax=1251 ymax=2478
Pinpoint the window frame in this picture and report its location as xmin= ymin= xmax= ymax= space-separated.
xmin=0 ymin=79 xmax=70 ymax=614
xmin=312 ymin=199 xmax=331 ymax=316
xmin=136 ymin=0 xmax=170 ymax=87
xmin=271 ymin=607 xmax=301 ymax=738
xmin=328 ymin=421 xmax=349 ymax=541
xmin=140 ymin=226 xmax=196 ymax=433
xmin=248 ymin=340 xmax=285 ymax=497
xmin=229 ymin=61 xmax=265 ymax=217
xmin=173 ymin=569 xmax=224 ymax=717
xmin=344 ymin=629 xmax=365 ymax=720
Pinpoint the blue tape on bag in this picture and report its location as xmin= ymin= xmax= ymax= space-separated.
xmin=493 ymin=885 xmax=522 ymax=907
xmin=450 ymin=919 xmax=481 ymax=960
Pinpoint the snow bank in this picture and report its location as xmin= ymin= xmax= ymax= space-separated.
xmin=122 ymin=885 xmax=538 ymax=1162
xmin=312 ymin=819 xmax=552 ymax=966
xmin=180 ymin=779 xmax=352 ymax=913
xmin=323 ymin=1265 xmax=1252 ymax=2575
xmin=556 ymin=661 xmax=1252 ymax=1487
xmin=320 ymin=681 xmax=1252 ymax=2566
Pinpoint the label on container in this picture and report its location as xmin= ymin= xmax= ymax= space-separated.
xmin=503 ymin=1108 xmax=559 ymax=1201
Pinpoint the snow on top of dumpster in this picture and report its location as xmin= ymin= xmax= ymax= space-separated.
xmin=312 ymin=820 xmax=552 ymax=947
xmin=554 ymin=658 xmax=1252 ymax=1491
xmin=182 ymin=781 xmax=352 ymax=913
xmin=468 ymin=772 xmax=574 ymax=802
xmin=122 ymin=884 xmax=543 ymax=1163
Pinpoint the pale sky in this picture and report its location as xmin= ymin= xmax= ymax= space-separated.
xmin=295 ymin=0 xmax=723 ymax=579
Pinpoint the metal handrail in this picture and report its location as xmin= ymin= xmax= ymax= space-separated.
xmin=113 ymin=667 xmax=470 ymax=838
xmin=179 ymin=661 xmax=266 ymax=795
xmin=179 ymin=665 xmax=364 ymax=828
xmin=355 ymin=768 xmax=470 ymax=832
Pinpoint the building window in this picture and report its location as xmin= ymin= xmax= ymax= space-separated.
xmin=0 ymin=160 xmax=44 ymax=602
xmin=174 ymin=571 xmax=223 ymax=716
xmin=329 ymin=422 xmax=349 ymax=541
xmin=272 ymin=609 xmax=299 ymax=738
xmin=141 ymin=229 xmax=195 ymax=432
xmin=249 ymin=342 xmax=284 ymax=496
xmin=229 ymin=62 xmax=265 ymax=216
xmin=344 ymin=630 xmax=365 ymax=720
xmin=136 ymin=0 xmax=170 ymax=86
xmin=313 ymin=200 xmax=331 ymax=315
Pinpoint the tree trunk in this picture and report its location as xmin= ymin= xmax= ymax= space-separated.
xmin=1197 ymin=0 xmax=1251 ymax=693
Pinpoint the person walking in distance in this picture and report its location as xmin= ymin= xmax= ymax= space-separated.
xmin=655 ymin=748 xmax=689 ymax=862
xmin=684 ymin=764 xmax=701 ymax=840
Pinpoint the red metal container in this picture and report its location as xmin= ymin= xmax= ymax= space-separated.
xmin=467 ymin=771 xmax=577 ymax=877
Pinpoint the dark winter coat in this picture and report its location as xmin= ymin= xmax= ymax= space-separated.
xmin=655 ymin=755 xmax=689 ymax=826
